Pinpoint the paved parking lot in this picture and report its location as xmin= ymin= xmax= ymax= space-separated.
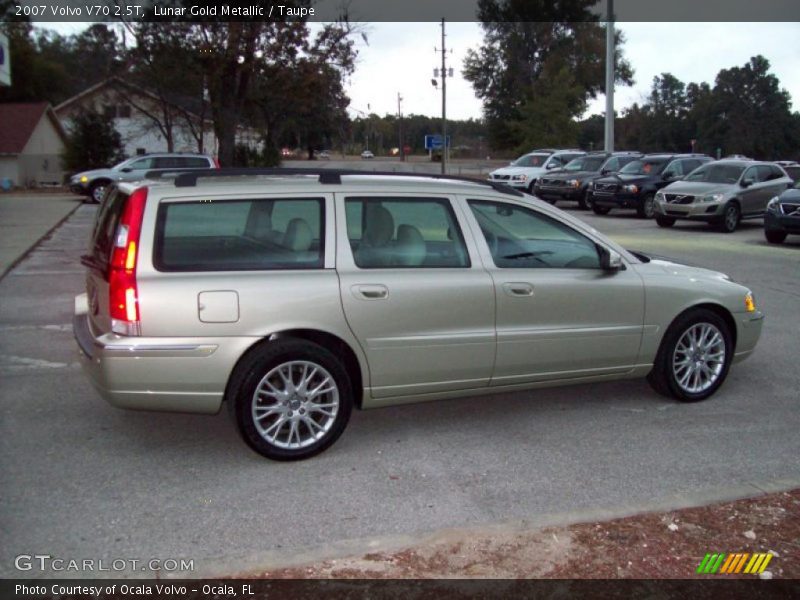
xmin=0 ymin=201 xmax=798 ymax=578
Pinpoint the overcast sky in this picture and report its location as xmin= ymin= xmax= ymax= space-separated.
xmin=44 ymin=21 xmax=800 ymax=121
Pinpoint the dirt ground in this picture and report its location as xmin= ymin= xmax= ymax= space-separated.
xmin=247 ymin=489 xmax=799 ymax=580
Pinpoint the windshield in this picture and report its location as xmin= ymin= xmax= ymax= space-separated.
xmin=111 ymin=157 xmax=136 ymax=170
xmin=620 ymin=159 xmax=668 ymax=175
xmin=684 ymin=164 xmax=746 ymax=184
xmin=512 ymin=154 xmax=549 ymax=167
xmin=563 ymin=156 xmax=606 ymax=172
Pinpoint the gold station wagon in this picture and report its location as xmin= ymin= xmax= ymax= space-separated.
xmin=73 ymin=169 xmax=764 ymax=460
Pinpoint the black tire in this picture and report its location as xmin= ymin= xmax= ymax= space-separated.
xmin=88 ymin=181 xmax=109 ymax=204
xmin=647 ymin=308 xmax=734 ymax=402
xmin=592 ymin=204 xmax=611 ymax=215
xmin=765 ymin=230 xmax=786 ymax=244
xmin=717 ymin=202 xmax=740 ymax=233
xmin=656 ymin=216 xmax=676 ymax=228
xmin=227 ymin=339 xmax=353 ymax=461
xmin=637 ymin=193 xmax=656 ymax=219
xmin=577 ymin=188 xmax=591 ymax=210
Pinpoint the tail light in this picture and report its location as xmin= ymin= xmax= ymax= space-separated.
xmin=213 ymin=156 xmax=220 ymax=169
xmin=109 ymin=187 xmax=147 ymax=336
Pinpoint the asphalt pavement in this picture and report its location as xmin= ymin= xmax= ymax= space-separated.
xmin=0 ymin=198 xmax=798 ymax=579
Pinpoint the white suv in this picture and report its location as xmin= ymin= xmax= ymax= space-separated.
xmin=488 ymin=149 xmax=586 ymax=194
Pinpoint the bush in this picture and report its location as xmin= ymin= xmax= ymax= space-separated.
xmin=61 ymin=110 xmax=124 ymax=172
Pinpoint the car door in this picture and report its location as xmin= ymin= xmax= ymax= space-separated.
xmin=336 ymin=193 xmax=496 ymax=399
xmin=463 ymin=197 xmax=645 ymax=386
xmin=739 ymin=166 xmax=764 ymax=215
xmin=120 ymin=156 xmax=156 ymax=181
xmin=756 ymin=165 xmax=789 ymax=214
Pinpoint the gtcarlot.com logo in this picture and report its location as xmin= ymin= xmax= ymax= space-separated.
xmin=14 ymin=554 xmax=194 ymax=573
xmin=696 ymin=551 xmax=774 ymax=575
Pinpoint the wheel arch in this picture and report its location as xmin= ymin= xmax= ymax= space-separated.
xmin=669 ymin=302 xmax=738 ymax=352
xmin=224 ymin=329 xmax=366 ymax=409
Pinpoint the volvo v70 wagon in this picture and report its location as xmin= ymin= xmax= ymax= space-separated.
xmin=73 ymin=169 xmax=764 ymax=460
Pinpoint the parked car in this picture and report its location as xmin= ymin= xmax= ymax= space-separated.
xmin=73 ymin=169 xmax=763 ymax=460
xmin=534 ymin=151 xmax=641 ymax=209
xmin=361 ymin=150 xmax=375 ymax=159
xmin=654 ymin=160 xmax=793 ymax=232
xmin=778 ymin=163 xmax=800 ymax=184
xmin=318 ymin=150 xmax=331 ymax=159
xmin=69 ymin=153 xmax=217 ymax=204
xmin=764 ymin=181 xmax=800 ymax=244
xmin=591 ymin=154 xmax=713 ymax=218
xmin=487 ymin=149 xmax=585 ymax=194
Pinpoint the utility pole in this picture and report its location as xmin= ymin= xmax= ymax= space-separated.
xmin=604 ymin=0 xmax=615 ymax=152
xmin=398 ymin=93 xmax=405 ymax=162
xmin=440 ymin=18 xmax=447 ymax=174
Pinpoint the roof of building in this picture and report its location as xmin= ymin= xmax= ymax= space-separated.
xmin=0 ymin=102 xmax=67 ymax=155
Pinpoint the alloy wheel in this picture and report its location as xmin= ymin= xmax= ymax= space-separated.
xmin=672 ymin=323 xmax=726 ymax=394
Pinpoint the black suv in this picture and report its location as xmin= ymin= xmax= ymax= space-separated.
xmin=591 ymin=154 xmax=713 ymax=218
xmin=534 ymin=151 xmax=641 ymax=209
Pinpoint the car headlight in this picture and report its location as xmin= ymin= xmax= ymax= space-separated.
xmin=700 ymin=193 xmax=723 ymax=203
xmin=766 ymin=196 xmax=781 ymax=212
xmin=512 ymin=174 xmax=527 ymax=182
xmin=623 ymin=184 xmax=639 ymax=194
xmin=745 ymin=292 xmax=756 ymax=313
xmin=655 ymin=191 xmax=665 ymax=202
xmin=566 ymin=179 xmax=581 ymax=188
xmin=79 ymin=175 xmax=88 ymax=183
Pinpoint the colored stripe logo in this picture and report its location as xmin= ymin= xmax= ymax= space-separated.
xmin=696 ymin=552 xmax=773 ymax=574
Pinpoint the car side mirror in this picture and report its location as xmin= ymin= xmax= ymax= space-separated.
xmin=598 ymin=245 xmax=623 ymax=272
xmin=120 ymin=167 xmax=133 ymax=173
xmin=741 ymin=178 xmax=754 ymax=188
xmin=546 ymin=163 xmax=557 ymax=170
xmin=600 ymin=169 xmax=610 ymax=175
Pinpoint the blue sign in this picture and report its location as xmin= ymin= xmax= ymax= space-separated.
xmin=424 ymin=134 xmax=451 ymax=150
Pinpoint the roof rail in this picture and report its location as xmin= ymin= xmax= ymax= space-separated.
xmin=169 ymin=168 xmax=525 ymax=197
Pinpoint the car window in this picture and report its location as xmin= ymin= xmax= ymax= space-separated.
xmin=183 ymin=157 xmax=210 ymax=168
xmin=602 ymin=157 xmax=619 ymax=172
xmin=511 ymin=154 xmax=549 ymax=167
xmin=345 ymin=197 xmax=469 ymax=269
xmin=617 ymin=156 xmax=639 ymax=170
xmin=684 ymin=164 xmax=745 ymax=184
xmin=129 ymin=157 xmax=155 ymax=170
xmin=683 ymin=159 xmax=702 ymax=174
xmin=756 ymin=165 xmax=783 ymax=182
xmin=742 ymin=167 xmax=759 ymax=183
xmin=154 ymin=198 xmax=324 ymax=271
xmin=468 ymin=200 xmax=601 ymax=269
xmin=620 ymin=158 xmax=668 ymax=175
xmin=546 ymin=156 xmax=563 ymax=168
xmin=662 ymin=160 xmax=684 ymax=178
xmin=153 ymin=156 xmax=182 ymax=169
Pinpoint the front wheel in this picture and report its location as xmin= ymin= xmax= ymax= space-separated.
xmin=647 ymin=308 xmax=733 ymax=402
xmin=228 ymin=339 xmax=353 ymax=461
xmin=578 ymin=188 xmax=591 ymax=210
xmin=765 ymin=230 xmax=786 ymax=244
xmin=89 ymin=182 xmax=107 ymax=204
xmin=637 ymin=193 xmax=656 ymax=219
xmin=717 ymin=202 xmax=740 ymax=233
xmin=592 ymin=204 xmax=611 ymax=215
xmin=656 ymin=216 xmax=676 ymax=228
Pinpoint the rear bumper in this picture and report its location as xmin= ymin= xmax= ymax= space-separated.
xmin=73 ymin=294 xmax=241 ymax=414
xmin=733 ymin=310 xmax=764 ymax=364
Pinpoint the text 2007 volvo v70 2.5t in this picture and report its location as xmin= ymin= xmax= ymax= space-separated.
xmin=73 ymin=170 xmax=764 ymax=460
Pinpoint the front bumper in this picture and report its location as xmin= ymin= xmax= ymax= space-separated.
xmin=488 ymin=178 xmax=529 ymax=190
xmin=765 ymin=210 xmax=800 ymax=234
xmin=655 ymin=200 xmax=724 ymax=221
xmin=73 ymin=294 xmax=238 ymax=415
xmin=534 ymin=184 xmax=580 ymax=201
xmin=733 ymin=310 xmax=764 ymax=364
xmin=69 ymin=181 xmax=90 ymax=195
xmin=592 ymin=191 xmax=641 ymax=209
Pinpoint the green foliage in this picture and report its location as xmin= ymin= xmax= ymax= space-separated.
xmin=61 ymin=110 xmax=124 ymax=172
xmin=464 ymin=0 xmax=633 ymax=151
xmin=234 ymin=143 xmax=281 ymax=167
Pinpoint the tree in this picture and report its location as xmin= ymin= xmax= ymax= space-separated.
xmin=61 ymin=110 xmax=124 ymax=172
xmin=463 ymin=0 xmax=633 ymax=150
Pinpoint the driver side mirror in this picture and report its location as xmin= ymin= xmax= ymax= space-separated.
xmin=120 ymin=167 xmax=133 ymax=173
xmin=597 ymin=245 xmax=624 ymax=272
xmin=546 ymin=162 xmax=558 ymax=170
xmin=741 ymin=178 xmax=754 ymax=188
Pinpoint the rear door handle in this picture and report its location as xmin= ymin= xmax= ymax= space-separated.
xmin=503 ymin=282 xmax=534 ymax=297
xmin=353 ymin=284 xmax=389 ymax=300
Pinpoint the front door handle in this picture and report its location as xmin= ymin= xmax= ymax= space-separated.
xmin=353 ymin=284 xmax=389 ymax=300
xmin=503 ymin=282 xmax=534 ymax=297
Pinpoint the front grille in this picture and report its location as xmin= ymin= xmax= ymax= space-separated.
xmin=492 ymin=174 xmax=510 ymax=181
xmin=665 ymin=194 xmax=695 ymax=204
xmin=781 ymin=203 xmax=800 ymax=216
xmin=539 ymin=178 xmax=564 ymax=187
xmin=595 ymin=182 xmax=617 ymax=193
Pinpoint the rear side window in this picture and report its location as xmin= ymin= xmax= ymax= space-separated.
xmin=154 ymin=198 xmax=324 ymax=271
xmin=89 ymin=187 xmax=129 ymax=271
xmin=182 ymin=157 xmax=211 ymax=168
xmin=345 ymin=197 xmax=469 ymax=268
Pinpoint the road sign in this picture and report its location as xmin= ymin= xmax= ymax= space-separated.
xmin=424 ymin=134 xmax=451 ymax=150
xmin=0 ymin=33 xmax=11 ymax=87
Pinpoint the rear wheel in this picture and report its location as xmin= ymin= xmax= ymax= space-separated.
xmin=592 ymin=204 xmax=611 ymax=215
xmin=228 ymin=339 xmax=353 ymax=461
xmin=578 ymin=188 xmax=591 ymax=210
xmin=647 ymin=308 xmax=733 ymax=402
xmin=637 ymin=193 xmax=656 ymax=219
xmin=656 ymin=216 xmax=676 ymax=228
xmin=717 ymin=202 xmax=740 ymax=233
xmin=765 ymin=230 xmax=786 ymax=244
